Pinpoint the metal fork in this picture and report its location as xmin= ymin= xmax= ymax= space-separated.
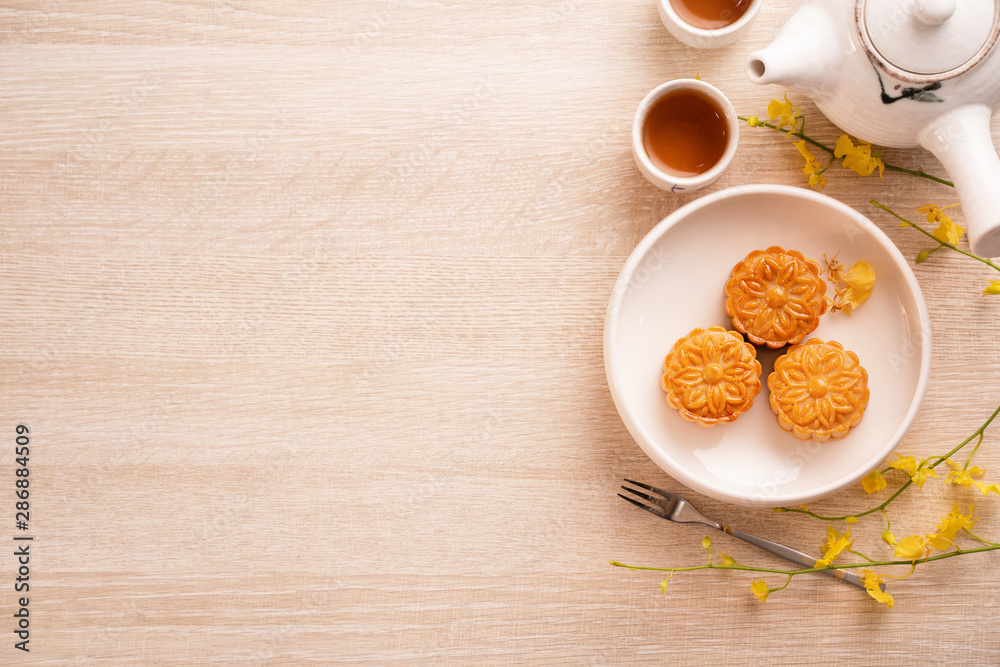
xmin=619 ymin=479 xmax=873 ymax=591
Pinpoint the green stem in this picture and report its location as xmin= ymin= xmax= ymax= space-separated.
xmin=848 ymin=549 xmax=875 ymax=563
xmin=882 ymin=164 xmax=954 ymax=187
xmin=610 ymin=543 xmax=1000 ymax=576
xmin=816 ymin=153 xmax=836 ymax=176
xmin=739 ymin=117 xmax=833 ymax=153
xmin=870 ymin=200 xmax=1000 ymax=273
xmin=739 ymin=117 xmax=954 ymax=186
xmin=781 ymin=480 xmax=912 ymax=521
xmin=964 ymin=529 xmax=1000 ymax=547
xmin=769 ymin=574 xmax=794 ymax=593
xmin=781 ymin=401 xmax=1000 ymax=521
xmin=964 ymin=433 xmax=985 ymax=472
xmin=923 ymin=402 xmax=1000 ymax=469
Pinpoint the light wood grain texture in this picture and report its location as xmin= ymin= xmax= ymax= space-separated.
xmin=3 ymin=1 xmax=1000 ymax=664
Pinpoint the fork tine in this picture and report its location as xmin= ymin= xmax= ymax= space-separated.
xmin=623 ymin=478 xmax=675 ymax=499
xmin=617 ymin=493 xmax=667 ymax=518
xmin=619 ymin=485 xmax=668 ymax=509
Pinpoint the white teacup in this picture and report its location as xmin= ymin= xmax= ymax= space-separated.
xmin=658 ymin=0 xmax=763 ymax=50
xmin=631 ymin=79 xmax=739 ymax=193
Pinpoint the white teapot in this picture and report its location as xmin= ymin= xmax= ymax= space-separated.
xmin=746 ymin=0 xmax=1000 ymax=256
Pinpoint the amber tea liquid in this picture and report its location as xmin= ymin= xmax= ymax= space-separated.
xmin=642 ymin=88 xmax=728 ymax=178
xmin=671 ymin=0 xmax=752 ymax=29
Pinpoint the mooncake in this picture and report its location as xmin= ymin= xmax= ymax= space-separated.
xmin=660 ymin=326 xmax=762 ymax=427
xmin=725 ymin=246 xmax=829 ymax=348
xmin=768 ymin=339 xmax=869 ymax=442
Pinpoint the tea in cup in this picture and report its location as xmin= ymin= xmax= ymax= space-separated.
xmin=632 ymin=79 xmax=738 ymax=192
xmin=658 ymin=0 xmax=762 ymax=49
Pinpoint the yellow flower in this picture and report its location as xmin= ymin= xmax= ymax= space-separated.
xmin=660 ymin=576 xmax=672 ymax=594
xmin=862 ymin=469 xmax=887 ymax=496
xmin=861 ymin=570 xmax=894 ymax=608
xmin=984 ymin=280 xmax=1000 ymax=296
xmin=826 ymin=256 xmax=875 ymax=314
xmin=845 ymin=516 xmax=858 ymax=525
xmin=750 ymin=580 xmax=769 ymax=603
xmin=816 ymin=526 xmax=853 ymax=567
xmin=701 ymin=536 xmax=712 ymax=550
xmin=894 ymin=535 xmax=929 ymax=561
xmin=791 ymin=140 xmax=827 ymax=191
xmin=834 ymin=135 xmax=885 ymax=178
xmin=925 ymin=503 xmax=976 ymax=552
xmin=842 ymin=260 xmax=875 ymax=309
xmin=916 ymin=204 xmax=964 ymax=245
xmin=945 ymin=459 xmax=1000 ymax=496
xmin=808 ymin=172 xmax=827 ymax=189
xmin=767 ymin=94 xmax=799 ymax=133
xmin=746 ymin=116 xmax=760 ymax=127
xmin=721 ymin=553 xmax=736 ymax=566
xmin=881 ymin=530 xmax=897 ymax=547
xmin=888 ymin=454 xmax=938 ymax=488
xmin=888 ymin=455 xmax=916 ymax=475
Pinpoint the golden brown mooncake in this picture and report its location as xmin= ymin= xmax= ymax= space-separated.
xmin=768 ymin=339 xmax=870 ymax=442
xmin=725 ymin=246 xmax=829 ymax=348
xmin=660 ymin=326 xmax=762 ymax=427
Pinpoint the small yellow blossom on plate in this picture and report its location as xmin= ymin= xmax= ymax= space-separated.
xmin=816 ymin=526 xmax=853 ymax=567
xmin=750 ymin=580 xmax=769 ymax=603
xmin=826 ymin=256 xmax=875 ymax=314
xmin=894 ymin=535 xmax=929 ymax=561
xmin=925 ymin=503 xmax=976 ymax=551
xmin=862 ymin=469 xmax=887 ymax=496
xmin=834 ymin=135 xmax=885 ymax=178
xmin=766 ymin=95 xmax=799 ymax=134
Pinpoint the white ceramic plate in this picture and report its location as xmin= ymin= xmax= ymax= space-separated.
xmin=604 ymin=185 xmax=930 ymax=507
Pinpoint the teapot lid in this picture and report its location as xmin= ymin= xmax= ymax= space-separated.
xmin=859 ymin=0 xmax=1000 ymax=83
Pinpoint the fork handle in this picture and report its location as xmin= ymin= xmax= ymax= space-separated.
xmin=725 ymin=527 xmax=869 ymax=590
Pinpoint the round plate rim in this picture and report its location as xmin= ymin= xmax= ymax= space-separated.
xmin=603 ymin=184 xmax=931 ymax=507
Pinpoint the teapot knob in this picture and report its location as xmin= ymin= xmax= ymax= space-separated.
xmin=914 ymin=0 xmax=957 ymax=25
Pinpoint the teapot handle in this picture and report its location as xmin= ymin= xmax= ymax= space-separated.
xmin=918 ymin=105 xmax=1000 ymax=258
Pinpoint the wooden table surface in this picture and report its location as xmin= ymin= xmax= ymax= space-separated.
xmin=4 ymin=1 xmax=1000 ymax=664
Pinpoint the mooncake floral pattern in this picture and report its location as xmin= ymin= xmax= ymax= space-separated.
xmin=768 ymin=339 xmax=870 ymax=442
xmin=661 ymin=326 xmax=762 ymax=427
xmin=725 ymin=246 xmax=829 ymax=348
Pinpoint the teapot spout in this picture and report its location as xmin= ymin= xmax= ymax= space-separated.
xmin=919 ymin=105 xmax=1000 ymax=257
xmin=745 ymin=2 xmax=841 ymax=96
